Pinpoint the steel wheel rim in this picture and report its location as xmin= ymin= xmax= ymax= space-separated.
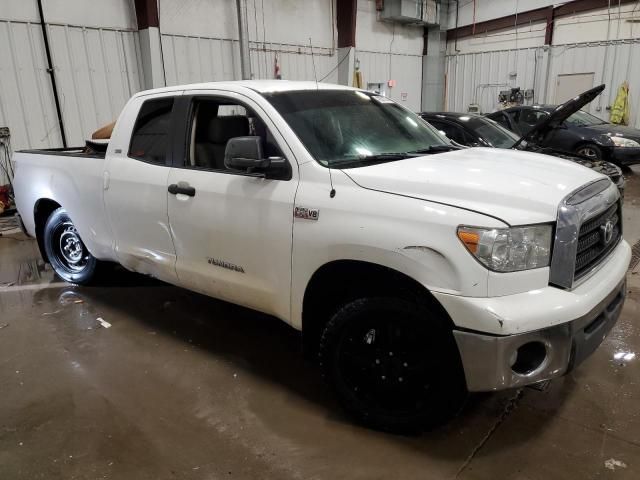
xmin=577 ymin=146 xmax=599 ymax=159
xmin=54 ymin=221 xmax=89 ymax=272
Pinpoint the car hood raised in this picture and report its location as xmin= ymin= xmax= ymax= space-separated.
xmin=343 ymin=147 xmax=605 ymax=225
xmin=513 ymin=84 xmax=605 ymax=148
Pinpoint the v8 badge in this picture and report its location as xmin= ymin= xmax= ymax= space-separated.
xmin=294 ymin=206 xmax=320 ymax=221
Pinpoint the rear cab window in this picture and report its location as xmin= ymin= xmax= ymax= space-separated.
xmin=129 ymin=97 xmax=175 ymax=165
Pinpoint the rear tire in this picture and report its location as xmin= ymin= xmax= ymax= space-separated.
xmin=43 ymin=208 xmax=99 ymax=285
xmin=319 ymin=297 xmax=467 ymax=433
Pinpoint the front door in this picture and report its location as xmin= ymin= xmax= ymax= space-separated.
xmin=166 ymin=91 xmax=299 ymax=321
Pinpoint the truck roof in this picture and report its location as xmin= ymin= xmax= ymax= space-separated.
xmin=134 ymin=80 xmax=358 ymax=98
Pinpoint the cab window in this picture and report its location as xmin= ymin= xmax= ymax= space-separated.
xmin=129 ymin=98 xmax=174 ymax=164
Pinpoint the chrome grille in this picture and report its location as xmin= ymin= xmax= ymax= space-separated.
xmin=574 ymin=202 xmax=621 ymax=279
xmin=549 ymin=179 xmax=621 ymax=289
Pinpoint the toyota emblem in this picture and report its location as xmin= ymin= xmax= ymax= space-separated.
xmin=601 ymin=219 xmax=614 ymax=245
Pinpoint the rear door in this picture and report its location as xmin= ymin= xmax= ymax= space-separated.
xmin=166 ymin=90 xmax=299 ymax=320
xmin=104 ymin=92 xmax=181 ymax=283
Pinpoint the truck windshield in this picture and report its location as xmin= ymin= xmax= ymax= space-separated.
xmin=264 ymin=90 xmax=452 ymax=168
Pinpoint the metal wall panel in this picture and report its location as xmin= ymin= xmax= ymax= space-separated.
xmin=47 ymin=24 xmax=144 ymax=146
xmin=0 ymin=20 xmax=60 ymax=154
xmin=445 ymin=47 xmax=547 ymax=114
xmin=445 ymin=39 xmax=640 ymax=128
xmin=161 ymin=34 xmax=340 ymax=85
xmin=545 ymin=40 xmax=640 ymax=128
xmin=355 ymin=50 xmax=423 ymax=111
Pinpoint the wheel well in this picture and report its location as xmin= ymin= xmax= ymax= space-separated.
xmin=33 ymin=199 xmax=61 ymax=261
xmin=301 ymin=260 xmax=453 ymax=357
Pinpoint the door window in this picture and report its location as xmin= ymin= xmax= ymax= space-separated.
xmin=428 ymin=120 xmax=473 ymax=146
xmin=187 ymin=98 xmax=286 ymax=174
xmin=129 ymin=98 xmax=174 ymax=164
xmin=489 ymin=112 xmax=511 ymax=130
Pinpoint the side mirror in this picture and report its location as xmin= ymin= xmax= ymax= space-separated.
xmin=224 ymin=136 xmax=288 ymax=178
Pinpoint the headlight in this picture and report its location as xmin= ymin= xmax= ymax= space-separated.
xmin=457 ymin=224 xmax=552 ymax=272
xmin=610 ymin=136 xmax=640 ymax=148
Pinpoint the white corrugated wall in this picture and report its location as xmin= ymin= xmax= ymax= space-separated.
xmin=0 ymin=20 xmax=60 ymax=153
xmin=355 ymin=49 xmax=423 ymax=111
xmin=47 ymin=24 xmax=144 ymax=146
xmin=0 ymin=20 xmax=143 ymax=153
xmin=445 ymin=39 xmax=640 ymax=129
xmin=445 ymin=47 xmax=547 ymax=114
xmin=160 ymin=35 xmax=340 ymax=86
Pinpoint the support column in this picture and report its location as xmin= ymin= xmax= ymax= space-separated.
xmin=236 ymin=0 xmax=252 ymax=80
xmin=421 ymin=26 xmax=446 ymax=111
xmin=134 ymin=0 xmax=165 ymax=89
xmin=336 ymin=0 xmax=357 ymax=86
xmin=337 ymin=47 xmax=355 ymax=86
xmin=421 ymin=1 xmax=448 ymax=112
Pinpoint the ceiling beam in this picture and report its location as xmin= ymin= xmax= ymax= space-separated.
xmin=446 ymin=0 xmax=638 ymax=44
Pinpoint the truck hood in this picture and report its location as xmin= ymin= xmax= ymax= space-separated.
xmin=342 ymin=147 xmax=604 ymax=225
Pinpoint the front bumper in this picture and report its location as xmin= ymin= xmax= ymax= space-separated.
xmin=453 ymin=278 xmax=626 ymax=391
xmin=434 ymin=240 xmax=631 ymax=392
xmin=610 ymin=146 xmax=640 ymax=166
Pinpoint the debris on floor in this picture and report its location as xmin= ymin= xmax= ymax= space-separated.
xmin=604 ymin=458 xmax=627 ymax=470
xmin=96 ymin=317 xmax=112 ymax=329
xmin=0 ymin=323 xmax=8 ymax=329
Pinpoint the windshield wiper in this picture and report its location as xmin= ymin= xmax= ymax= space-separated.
xmin=407 ymin=145 xmax=459 ymax=154
xmin=332 ymin=153 xmax=412 ymax=168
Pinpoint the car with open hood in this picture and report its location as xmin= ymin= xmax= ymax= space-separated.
xmin=486 ymin=84 xmax=640 ymax=166
xmin=419 ymin=109 xmax=625 ymax=196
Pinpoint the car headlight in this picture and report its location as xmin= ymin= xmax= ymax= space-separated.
xmin=457 ymin=224 xmax=553 ymax=272
xmin=610 ymin=136 xmax=640 ymax=148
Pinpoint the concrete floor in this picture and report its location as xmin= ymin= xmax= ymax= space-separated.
xmin=1 ymin=168 xmax=640 ymax=480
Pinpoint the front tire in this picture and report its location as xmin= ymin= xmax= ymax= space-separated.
xmin=319 ymin=297 xmax=467 ymax=433
xmin=576 ymin=143 xmax=603 ymax=160
xmin=43 ymin=208 xmax=98 ymax=284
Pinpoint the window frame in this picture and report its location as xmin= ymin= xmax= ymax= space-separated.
xmin=170 ymin=94 xmax=293 ymax=181
xmin=127 ymin=96 xmax=177 ymax=167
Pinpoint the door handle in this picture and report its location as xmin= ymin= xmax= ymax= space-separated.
xmin=168 ymin=183 xmax=196 ymax=197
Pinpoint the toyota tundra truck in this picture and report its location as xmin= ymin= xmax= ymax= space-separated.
xmin=13 ymin=81 xmax=631 ymax=432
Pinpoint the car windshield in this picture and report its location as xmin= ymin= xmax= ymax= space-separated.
xmin=463 ymin=116 xmax=519 ymax=148
xmin=566 ymin=110 xmax=607 ymax=127
xmin=264 ymin=90 xmax=451 ymax=168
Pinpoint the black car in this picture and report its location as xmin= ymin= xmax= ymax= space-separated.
xmin=485 ymin=85 xmax=640 ymax=166
xmin=420 ymin=105 xmax=625 ymax=194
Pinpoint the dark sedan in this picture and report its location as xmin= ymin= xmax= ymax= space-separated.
xmin=486 ymin=103 xmax=640 ymax=166
xmin=419 ymin=111 xmax=625 ymax=195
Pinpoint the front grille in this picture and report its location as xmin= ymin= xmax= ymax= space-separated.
xmin=574 ymin=202 xmax=621 ymax=279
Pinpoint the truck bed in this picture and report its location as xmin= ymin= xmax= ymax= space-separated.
xmin=18 ymin=142 xmax=107 ymax=159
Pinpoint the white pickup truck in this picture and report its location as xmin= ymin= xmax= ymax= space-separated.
xmin=13 ymin=81 xmax=631 ymax=432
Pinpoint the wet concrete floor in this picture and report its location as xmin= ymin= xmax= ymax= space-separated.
xmin=1 ymin=167 xmax=640 ymax=479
